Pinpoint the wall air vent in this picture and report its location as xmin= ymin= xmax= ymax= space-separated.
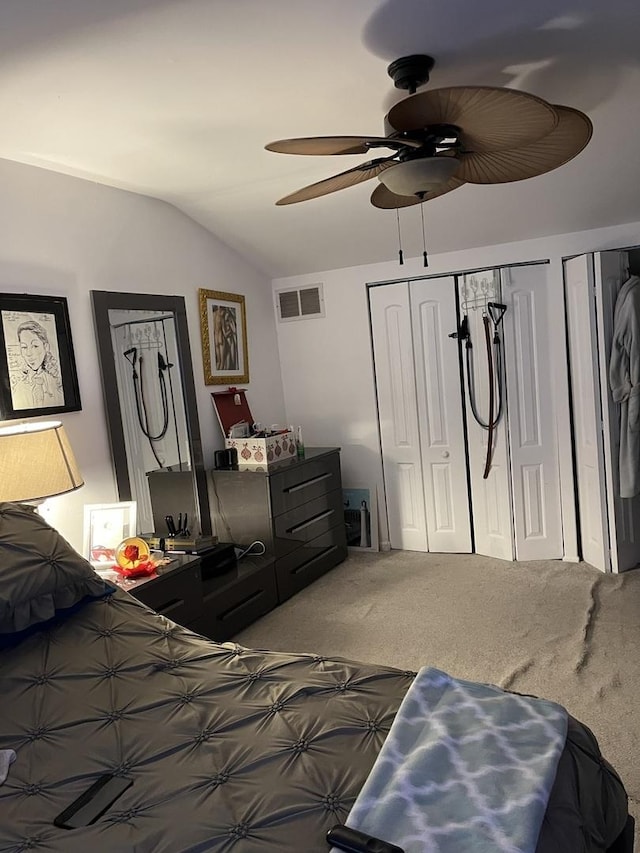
xmin=276 ymin=284 xmax=325 ymax=322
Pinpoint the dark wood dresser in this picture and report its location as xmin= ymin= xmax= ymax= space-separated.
xmin=119 ymin=448 xmax=348 ymax=641
xmin=207 ymin=446 xmax=348 ymax=602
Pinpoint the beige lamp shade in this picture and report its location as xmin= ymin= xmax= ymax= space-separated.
xmin=0 ymin=420 xmax=84 ymax=503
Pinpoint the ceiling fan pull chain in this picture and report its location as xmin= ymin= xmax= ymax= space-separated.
xmin=396 ymin=208 xmax=404 ymax=265
xmin=420 ymin=203 xmax=429 ymax=267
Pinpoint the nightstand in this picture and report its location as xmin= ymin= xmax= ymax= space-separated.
xmin=109 ymin=553 xmax=203 ymax=628
xmin=108 ymin=551 xmax=278 ymax=642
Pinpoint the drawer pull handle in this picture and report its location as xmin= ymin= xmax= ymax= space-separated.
xmin=284 ymin=472 xmax=332 ymax=494
xmin=292 ymin=545 xmax=338 ymax=575
xmin=287 ymin=508 xmax=335 ymax=534
xmin=157 ymin=598 xmax=184 ymax=615
xmin=220 ymin=589 xmax=264 ymax=621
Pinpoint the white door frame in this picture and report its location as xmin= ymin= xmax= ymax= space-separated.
xmin=563 ymin=254 xmax=610 ymax=572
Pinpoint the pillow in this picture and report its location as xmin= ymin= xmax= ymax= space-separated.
xmin=0 ymin=502 xmax=113 ymax=639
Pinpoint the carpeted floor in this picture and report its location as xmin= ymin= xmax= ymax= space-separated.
xmin=234 ymin=549 xmax=640 ymax=844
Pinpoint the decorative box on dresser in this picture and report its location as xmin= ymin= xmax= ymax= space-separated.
xmin=208 ymin=446 xmax=348 ymax=602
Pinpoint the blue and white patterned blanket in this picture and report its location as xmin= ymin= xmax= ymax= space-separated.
xmin=335 ymin=667 xmax=568 ymax=853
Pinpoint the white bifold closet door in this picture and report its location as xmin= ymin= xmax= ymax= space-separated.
xmin=462 ymin=291 xmax=514 ymax=561
xmin=501 ymin=264 xmax=564 ymax=561
xmin=370 ymin=278 xmax=472 ymax=552
xmin=370 ymin=282 xmax=428 ymax=551
xmin=565 ymin=250 xmax=640 ymax=572
xmin=463 ymin=264 xmax=562 ymax=561
xmin=371 ymin=264 xmax=563 ymax=561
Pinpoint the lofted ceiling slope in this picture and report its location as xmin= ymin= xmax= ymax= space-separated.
xmin=1 ymin=0 xmax=639 ymax=277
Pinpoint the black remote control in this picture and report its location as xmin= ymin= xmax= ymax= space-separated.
xmin=327 ymin=824 xmax=404 ymax=853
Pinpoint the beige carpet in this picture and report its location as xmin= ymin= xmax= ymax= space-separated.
xmin=234 ymin=549 xmax=640 ymax=843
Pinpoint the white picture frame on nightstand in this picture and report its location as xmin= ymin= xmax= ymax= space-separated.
xmin=83 ymin=501 xmax=137 ymax=567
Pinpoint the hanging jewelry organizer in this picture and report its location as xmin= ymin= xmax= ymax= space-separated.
xmin=460 ymin=270 xmax=500 ymax=313
xmin=119 ymin=314 xmax=174 ymax=351
xmin=457 ymin=271 xmax=507 ymax=479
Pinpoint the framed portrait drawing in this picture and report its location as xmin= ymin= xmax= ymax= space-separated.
xmin=198 ymin=289 xmax=249 ymax=385
xmin=0 ymin=293 xmax=82 ymax=420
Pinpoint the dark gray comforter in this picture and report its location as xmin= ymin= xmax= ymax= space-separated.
xmin=0 ymin=588 xmax=629 ymax=852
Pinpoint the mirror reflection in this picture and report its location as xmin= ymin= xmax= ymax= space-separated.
xmin=91 ymin=291 xmax=211 ymax=539
xmin=109 ymin=308 xmax=189 ymax=532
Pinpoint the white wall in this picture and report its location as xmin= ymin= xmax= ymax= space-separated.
xmin=0 ymin=158 xmax=285 ymax=551
xmin=273 ymin=220 xmax=640 ymax=552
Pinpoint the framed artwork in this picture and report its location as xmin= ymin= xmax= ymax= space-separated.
xmin=343 ymin=486 xmax=379 ymax=551
xmin=198 ymin=289 xmax=249 ymax=385
xmin=83 ymin=501 xmax=137 ymax=565
xmin=0 ymin=293 xmax=82 ymax=420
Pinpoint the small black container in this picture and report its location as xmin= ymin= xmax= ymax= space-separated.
xmin=214 ymin=448 xmax=238 ymax=470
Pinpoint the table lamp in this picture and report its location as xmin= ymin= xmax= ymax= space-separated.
xmin=0 ymin=420 xmax=84 ymax=504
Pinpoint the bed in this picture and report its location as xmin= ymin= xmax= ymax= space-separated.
xmin=0 ymin=503 xmax=632 ymax=852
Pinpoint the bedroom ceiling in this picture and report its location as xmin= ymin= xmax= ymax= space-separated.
xmin=1 ymin=0 xmax=640 ymax=278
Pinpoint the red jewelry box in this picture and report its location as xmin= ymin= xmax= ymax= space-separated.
xmin=211 ymin=388 xmax=296 ymax=469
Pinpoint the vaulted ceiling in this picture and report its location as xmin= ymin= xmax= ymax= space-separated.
xmin=1 ymin=0 xmax=639 ymax=277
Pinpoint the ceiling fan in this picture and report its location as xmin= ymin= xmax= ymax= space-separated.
xmin=265 ymin=54 xmax=593 ymax=210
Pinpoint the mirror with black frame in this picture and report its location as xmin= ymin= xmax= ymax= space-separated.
xmin=91 ymin=290 xmax=211 ymax=539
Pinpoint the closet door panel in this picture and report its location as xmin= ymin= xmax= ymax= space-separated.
xmin=564 ymin=255 xmax=609 ymax=572
xmin=461 ymin=273 xmax=514 ymax=561
xmin=410 ymin=277 xmax=472 ymax=552
xmin=502 ymin=265 xmax=563 ymax=560
xmin=370 ymin=283 xmax=428 ymax=551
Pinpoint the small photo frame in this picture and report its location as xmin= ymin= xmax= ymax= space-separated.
xmin=83 ymin=501 xmax=137 ymax=566
xmin=343 ymin=486 xmax=379 ymax=551
xmin=198 ymin=289 xmax=249 ymax=385
xmin=0 ymin=293 xmax=82 ymax=420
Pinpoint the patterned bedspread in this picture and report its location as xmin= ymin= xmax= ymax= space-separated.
xmin=0 ymin=594 xmax=627 ymax=852
xmin=338 ymin=667 xmax=568 ymax=853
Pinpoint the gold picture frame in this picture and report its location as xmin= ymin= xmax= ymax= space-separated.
xmin=198 ymin=289 xmax=249 ymax=385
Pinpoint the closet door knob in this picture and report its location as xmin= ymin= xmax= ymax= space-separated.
xmin=441 ymin=451 xmax=450 ymax=458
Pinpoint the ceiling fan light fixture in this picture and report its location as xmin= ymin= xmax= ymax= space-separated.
xmin=378 ymin=156 xmax=459 ymax=197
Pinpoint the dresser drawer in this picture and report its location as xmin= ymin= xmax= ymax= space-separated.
xmin=270 ymin=452 xmax=342 ymax=517
xmin=196 ymin=562 xmax=278 ymax=641
xmin=132 ymin=563 xmax=203 ymax=627
xmin=273 ymin=487 xmax=344 ymax=558
xmin=276 ymin=526 xmax=347 ymax=602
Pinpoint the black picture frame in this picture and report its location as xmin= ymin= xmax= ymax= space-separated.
xmin=0 ymin=293 xmax=82 ymax=420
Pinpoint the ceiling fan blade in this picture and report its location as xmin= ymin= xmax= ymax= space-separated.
xmin=456 ymin=105 xmax=592 ymax=184
xmin=370 ymin=175 xmax=466 ymax=209
xmin=276 ymin=158 xmax=396 ymax=205
xmin=386 ymin=86 xmax=558 ymax=153
xmin=370 ymin=184 xmax=422 ymax=209
xmin=266 ymin=136 xmax=420 ymax=156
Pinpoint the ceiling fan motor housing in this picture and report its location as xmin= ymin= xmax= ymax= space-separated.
xmin=379 ymin=157 xmax=460 ymax=197
xmin=387 ymin=55 xmax=435 ymax=94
